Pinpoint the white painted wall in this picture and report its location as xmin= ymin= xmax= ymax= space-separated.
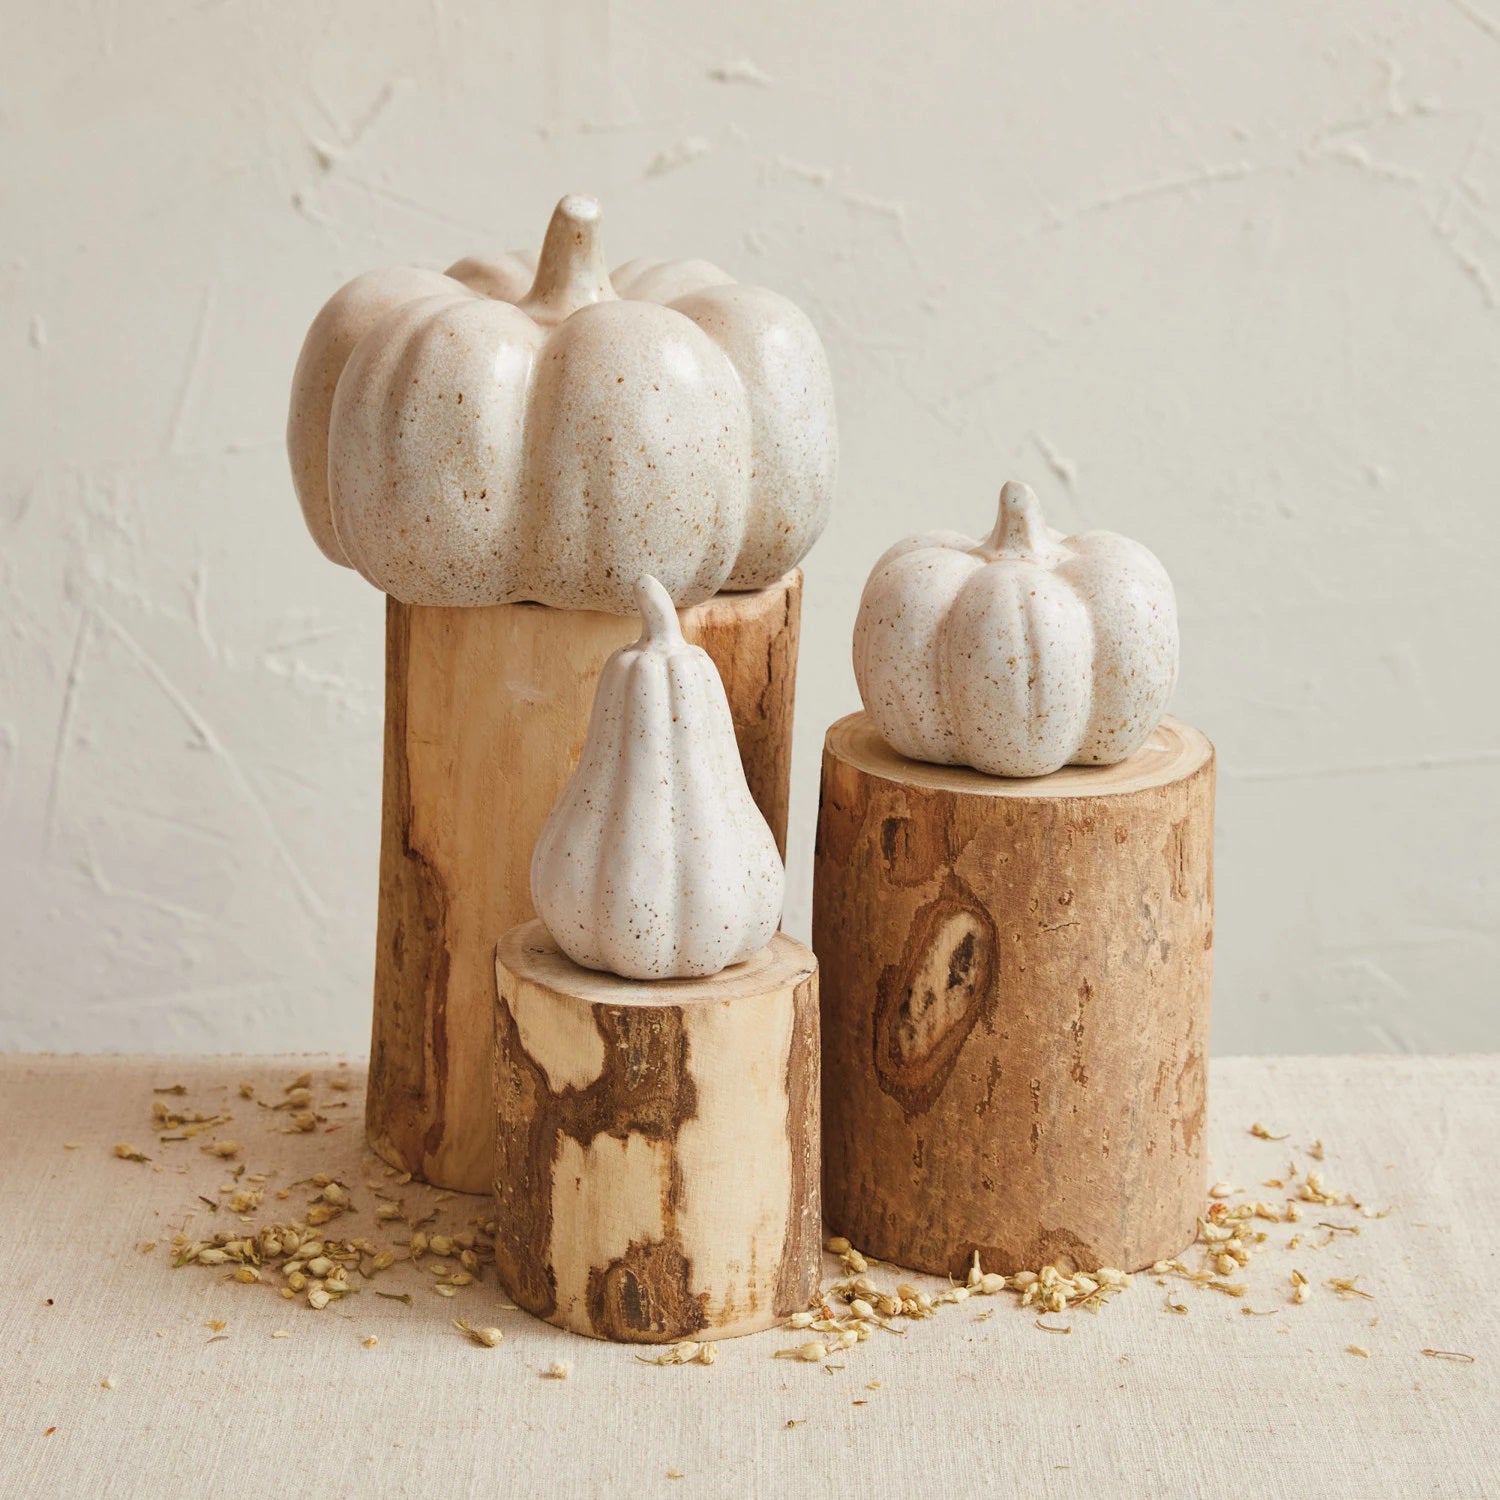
xmin=3 ymin=1 xmax=1496 ymax=1055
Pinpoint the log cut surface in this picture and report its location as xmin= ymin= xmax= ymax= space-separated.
xmin=815 ymin=712 xmax=1215 ymax=1279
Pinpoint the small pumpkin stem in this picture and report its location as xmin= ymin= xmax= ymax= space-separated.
xmin=975 ymin=481 xmax=1063 ymax=562
xmin=517 ymin=195 xmax=617 ymax=325
xmin=634 ymin=575 xmax=683 ymax=646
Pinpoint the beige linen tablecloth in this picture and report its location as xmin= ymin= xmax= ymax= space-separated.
xmin=0 ymin=1054 xmax=1494 ymax=1499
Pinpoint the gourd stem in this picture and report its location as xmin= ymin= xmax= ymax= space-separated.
xmin=635 ymin=575 xmax=683 ymax=645
xmin=517 ymin=195 xmax=618 ymax=325
xmin=976 ymin=480 xmax=1060 ymax=561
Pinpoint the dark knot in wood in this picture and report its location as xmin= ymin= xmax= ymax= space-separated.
xmin=873 ymin=886 xmax=998 ymax=1117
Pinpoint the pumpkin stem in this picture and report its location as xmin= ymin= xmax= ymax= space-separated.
xmin=975 ymin=480 xmax=1065 ymax=562
xmin=517 ymin=195 xmax=618 ymax=325
xmin=634 ymin=575 xmax=683 ymax=646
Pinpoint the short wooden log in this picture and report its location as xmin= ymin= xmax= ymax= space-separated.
xmin=814 ymin=712 xmax=1215 ymax=1278
xmin=493 ymin=922 xmax=821 ymax=1342
xmin=366 ymin=573 xmax=801 ymax=1193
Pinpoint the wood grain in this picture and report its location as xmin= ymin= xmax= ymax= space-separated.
xmin=814 ymin=712 xmax=1215 ymax=1278
xmin=367 ymin=573 xmax=802 ymax=1194
xmin=493 ymin=922 xmax=821 ymax=1342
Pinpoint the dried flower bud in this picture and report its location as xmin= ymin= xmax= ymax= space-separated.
xmin=776 ymin=1342 xmax=826 ymax=1363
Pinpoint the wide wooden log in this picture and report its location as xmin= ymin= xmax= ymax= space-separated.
xmin=814 ymin=712 xmax=1215 ymax=1279
xmin=367 ymin=573 xmax=801 ymax=1194
xmin=492 ymin=922 xmax=821 ymax=1342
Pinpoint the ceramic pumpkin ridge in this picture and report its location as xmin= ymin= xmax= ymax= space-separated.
xmin=852 ymin=480 xmax=1179 ymax=778
xmin=286 ymin=194 xmax=837 ymax=614
xmin=528 ymin=574 xmax=786 ymax=981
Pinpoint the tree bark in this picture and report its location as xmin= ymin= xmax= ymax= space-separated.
xmin=367 ymin=573 xmax=802 ymax=1193
xmin=493 ymin=922 xmax=821 ymax=1342
xmin=814 ymin=712 xmax=1215 ymax=1278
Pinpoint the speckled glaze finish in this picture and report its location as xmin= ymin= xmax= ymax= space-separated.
xmin=529 ymin=575 xmax=785 ymax=979
xmin=286 ymin=195 xmax=836 ymax=613
xmin=852 ymin=481 xmax=1178 ymax=778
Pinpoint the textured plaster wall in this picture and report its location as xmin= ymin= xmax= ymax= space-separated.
xmin=2 ymin=2 xmax=1496 ymax=1055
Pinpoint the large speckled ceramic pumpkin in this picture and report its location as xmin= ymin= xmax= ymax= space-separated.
xmin=287 ymin=195 xmax=836 ymax=613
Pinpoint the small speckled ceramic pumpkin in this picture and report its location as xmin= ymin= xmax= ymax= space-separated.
xmin=530 ymin=575 xmax=784 ymax=979
xmin=852 ymin=481 xmax=1178 ymax=778
xmin=287 ymin=194 xmax=836 ymax=613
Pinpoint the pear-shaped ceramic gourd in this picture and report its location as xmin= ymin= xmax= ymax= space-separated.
xmin=530 ymin=576 xmax=785 ymax=980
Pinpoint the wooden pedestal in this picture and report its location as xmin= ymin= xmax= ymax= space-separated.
xmin=367 ymin=573 xmax=802 ymax=1194
xmin=492 ymin=922 xmax=821 ymax=1342
xmin=814 ymin=712 xmax=1215 ymax=1278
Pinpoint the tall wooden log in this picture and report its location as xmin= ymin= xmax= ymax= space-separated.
xmin=367 ymin=573 xmax=802 ymax=1194
xmin=493 ymin=922 xmax=821 ymax=1342
xmin=814 ymin=712 xmax=1215 ymax=1279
